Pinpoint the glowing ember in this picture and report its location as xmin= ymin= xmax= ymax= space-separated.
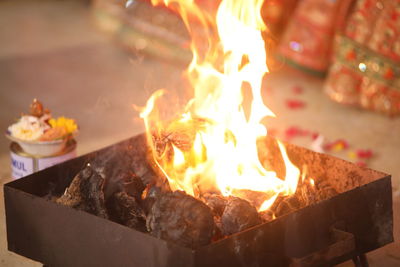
xmin=140 ymin=0 xmax=300 ymax=212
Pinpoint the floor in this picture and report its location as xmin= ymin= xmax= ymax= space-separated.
xmin=0 ymin=0 xmax=398 ymax=266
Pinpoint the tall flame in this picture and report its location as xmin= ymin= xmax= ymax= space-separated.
xmin=141 ymin=0 xmax=300 ymax=211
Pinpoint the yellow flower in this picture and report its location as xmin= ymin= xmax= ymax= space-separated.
xmin=49 ymin=116 xmax=78 ymax=135
xmin=347 ymin=151 xmax=357 ymax=160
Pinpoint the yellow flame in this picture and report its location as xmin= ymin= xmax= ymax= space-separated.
xmin=172 ymin=144 xmax=185 ymax=167
xmin=278 ymin=141 xmax=300 ymax=195
xmin=141 ymin=0 xmax=300 ymax=211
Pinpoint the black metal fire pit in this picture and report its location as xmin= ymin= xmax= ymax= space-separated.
xmin=4 ymin=134 xmax=393 ymax=267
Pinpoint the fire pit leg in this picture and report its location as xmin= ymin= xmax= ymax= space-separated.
xmin=352 ymin=254 xmax=369 ymax=267
xmin=290 ymin=228 xmax=356 ymax=267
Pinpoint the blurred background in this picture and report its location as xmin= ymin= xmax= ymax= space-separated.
xmin=0 ymin=0 xmax=399 ymax=266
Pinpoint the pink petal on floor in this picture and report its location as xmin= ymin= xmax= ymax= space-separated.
xmin=356 ymin=161 xmax=366 ymax=167
xmin=311 ymin=132 xmax=319 ymax=140
xmin=286 ymin=99 xmax=306 ymax=109
xmin=356 ymin=149 xmax=373 ymax=159
xmin=292 ymin=86 xmax=303 ymax=94
xmin=285 ymin=126 xmax=309 ymax=139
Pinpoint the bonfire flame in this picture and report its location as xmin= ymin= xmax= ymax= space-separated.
xmin=140 ymin=0 xmax=300 ymax=211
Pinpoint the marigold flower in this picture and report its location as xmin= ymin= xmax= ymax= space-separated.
xmin=49 ymin=116 xmax=78 ymax=135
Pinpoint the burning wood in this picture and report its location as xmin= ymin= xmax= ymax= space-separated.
xmin=52 ymin=118 xmax=340 ymax=249
xmin=53 ymin=0 xmax=349 ymax=251
xmin=56 ymin=164 xmax=108 ymax=219
xmin=3 ymin=0 xmax=395 ymax=263
xmin=202 ymin=193 xmax=264 ymax=236
xmin=89 ymin=134 xmax=152 ymax=194
xmin=202 ymin=193 xmax=227 ymax=217
xmin=5 ymin=134 xmax=393 ymax=266
xmin=220 ymin=197 xmax=262 ymax=236
xmin=146 ymin=191 xmax=215 ymax=249
xmin=138 ymin=0 xmax=303 ymax=214
xmin=106 ymin=191 xmax=146 ymax=232
xmin=54 ymin=141 xmax=340 ymax=249
xmin=151 ymin=118 xmax=208 ymax=159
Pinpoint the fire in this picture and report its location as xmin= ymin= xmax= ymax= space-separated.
xmin=140 ymin=0 xmax=300 ymax=211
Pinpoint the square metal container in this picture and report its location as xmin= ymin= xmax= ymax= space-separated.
xmin=4 ymin=134 xmax=393 ymax=267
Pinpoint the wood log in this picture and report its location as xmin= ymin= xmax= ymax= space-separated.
xmin=274 ymin=194 xmax=302 ymax=217
xmin=146 ymin=191 xmax=215 ymax=248
xmin=56 ymin=164 xmax=108 ymax=219
xmin=106 ymin=191 xmax=146 ymax=232
xmin=141 ymin=183 xmax=171 ymax=215
xmin=202 ymin=193 xmax=228 ymax=217
xmin=89 ymin=135 xmax=165 ymax=199
xmin=221 ymin=197 xmax=262 ymax=235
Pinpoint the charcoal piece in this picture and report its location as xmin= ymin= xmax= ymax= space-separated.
xmin=202 ymin=193 xmax=228 ymax=217
xmin=274 ymin=195 xmax=302 ymax=217
xmin=146 ymin=191 xmax=215 ymax=248
xmin=294 ymin=179 xmax=338 ymax=208
xmin=151 ymin=130 xmax=193 ymax=159
xmin=129 ymin=137 xmax=164 ymax=187
xmin=91 ymin=153 xmax=147 ymax=200
xmin=201 ymin=193 xmax=229 ymax=240
xmin=231 ymin=189 xmax=277 ymax=210
xmin=296 ymin=182 xmax=317 ymax=207
xmin=90 ymin=135 xmax=159 ymax=199
xmin=269 ymin=194 xmax=286 ymax=213
xmin=106 ymin=191 xmax=146 ymax=232
xmin=211 ymin=215 xmax=224 ymax=241
xmin=315 ymin=180 xmax=338 ymax=201
xmin=221 ymin=197 xmax=262 ymax=235
xmin=141 ymin=184 xmax=171 ymax=215
xmin=259 ymin=210 xmax=274 ymax=222
xmin=43 ymin=181 xmax=58 ymax=201
xmin=56 ymin=165 xmax=108 ymax=219
xmin=151 ymin=118 xmax=208 ymax=158
xmin=257 ymin=137 xmax=286 ymax=179
xmin=120 ymin=173 xmax=146 ymax=201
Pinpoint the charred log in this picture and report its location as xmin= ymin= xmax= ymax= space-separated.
xmin=106 ymin=191 xmax=146 ymax=232
xmin=221 ymin=197 xmax=262 ymax=235
xmin=202 ymin=193 xmax=229 ymax=240
xmin=90 ymin=135 xmax=163 ymax=199
xmin=56 ymin=165 xmax=108 ymax=219
xmin=231 ymin=189 xmax=277 ymax=210
xmin=297 ymin=182 xmax=318 ymax=207
xmin=274 ymin=195 xmax=302 ymax=217
xmin=202 ymin=193 xmax=228 ymax=217
xmin=259 ymin=210 xmax=274 ymax=222
xmin=315 ymin=180 xmax=338 ymax=201
xmin=87 ymin=134 xmax=172 ymax=217
xmin=150 ymin=118 xmax=209 ymax=159
xmin=272 ymin=179 xmax=339 ymax=217
xmin=257 ymin=137 xmax=286 ymax=179
xmin=211 ymin=215 xmax=225 ymax=241
xmin=146 ymin=191 xmax=215 ymax=248
xmin=141 ymin=184 xmax=171 ymax=215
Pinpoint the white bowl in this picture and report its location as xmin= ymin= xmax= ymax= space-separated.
xmin=5 ymin=133 xmax=68 ymax=157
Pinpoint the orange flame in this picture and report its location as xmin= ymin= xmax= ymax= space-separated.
xmin=141 ymin=0 xmax=300 ymax=211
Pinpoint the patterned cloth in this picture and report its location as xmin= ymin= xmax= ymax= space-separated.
xmin=278 ymin=0 xmax=341 ymax=74
xmin=325 ymin=0 xmax=400 ymax=115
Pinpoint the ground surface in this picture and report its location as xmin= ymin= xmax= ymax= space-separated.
xmin=0 ymin=0 xmax=398 ymax=266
